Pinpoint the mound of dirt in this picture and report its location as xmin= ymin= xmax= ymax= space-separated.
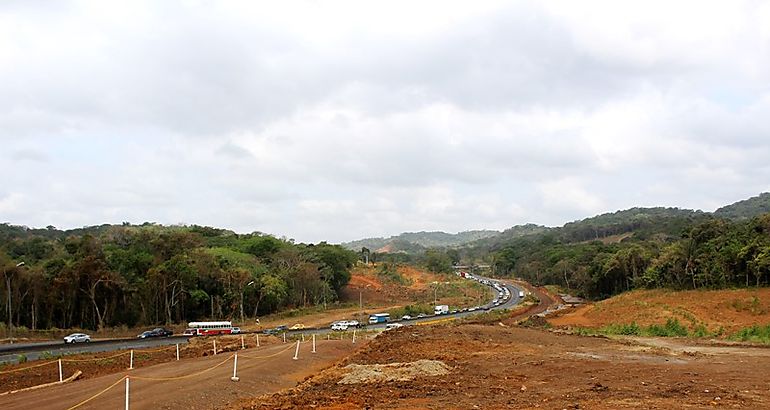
xmin=338 ymin=359 xmax=450 ymax=384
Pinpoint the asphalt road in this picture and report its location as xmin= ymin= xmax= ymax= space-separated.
xmin=1 ymin=273 xmax=522 ymax=365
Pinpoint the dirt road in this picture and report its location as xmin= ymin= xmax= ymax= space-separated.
xmin=0 ymin=339 xmax=363 ymax=410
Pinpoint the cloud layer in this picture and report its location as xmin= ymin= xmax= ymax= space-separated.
xmin=2 ymin=0 xmax=769 ymax=242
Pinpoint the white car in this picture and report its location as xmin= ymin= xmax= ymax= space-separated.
xmin=401 ymin=315 xmax=412 ymax=320
xmin=385 ymin=323 xmax=404 ymax=330
xmin=344 ymin=320 xmax=361 ymax=328
xmin=64 ymin=333 xmax=91 ymax=343
xmin=331 ymin=322 xmax=349 ymax=331
xmin=231 ymin=327 xmax=241 ymax=334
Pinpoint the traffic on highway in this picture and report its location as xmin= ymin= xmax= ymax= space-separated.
xmin=0 ymin=272 xmax=524 ymax=364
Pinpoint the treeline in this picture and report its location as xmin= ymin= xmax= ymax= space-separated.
xmin=0 ymin=224 xmax=357 ymax=331
xmin=488 ymin=214 xmax=770 ymax=299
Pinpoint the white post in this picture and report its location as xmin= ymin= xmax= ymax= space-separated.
xmin=125 ymin=377 xmax=130 ymax=410
xmin=213 ymin=340 xmax=217 ymax=355
xmin=312 ymin=334 xmax=316 ymax=353
xmin=327 ymin=334 xmax=330 ymax=341
xmin=352 ymin=329 xmax=356 ymax=344
xmin=230 ymin=354 xmax=240 ymax=382
xmin=176 ymin=344 xmax=180 ymax=361
xmin=241 ymin=335 xmax=245 ymax=349
xmin=293 ymin=340 xmax=300 ymax=360
xmin=302 ymin=334 xmax=305 ymax=342
xmin=283 ymin=332 xmax=286 ymax=343
xmin=129 ymin=350 xmax=134 ymax=369
xmin=58 ymin=359 xmax=63 ymax=382
xmin=256 ymin=334 xmax=260 ymax=347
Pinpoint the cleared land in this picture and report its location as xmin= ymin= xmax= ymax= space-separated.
xmin=230 ymin=319 xmax=770 ymax=409
xmin=0 ymin=338 xmax=364 ymax=409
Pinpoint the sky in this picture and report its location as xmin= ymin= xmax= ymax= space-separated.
xmin=2 ymin=0 xmax=770 ymax=243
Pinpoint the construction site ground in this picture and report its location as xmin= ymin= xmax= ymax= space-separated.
xmin=0 ymin=337 xmax=365 ymax=410
xmin=232 ymin=318 xmax=770 ymax=409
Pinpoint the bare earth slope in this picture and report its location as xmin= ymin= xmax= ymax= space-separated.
xmin=549 ymin=288 xmax=770 ymax=333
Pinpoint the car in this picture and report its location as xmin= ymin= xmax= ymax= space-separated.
xmin=401 ymin=315 xmax=412 ymax=320
xmin=137 ymin=331 xmax=154 ymax=339
xmin=64 ymin=333 xmax=91 ymax=343
xmin=468 ymin=307 xmax=478 ymax=312
xmin=275 ymin=325 xmax=288 ymax=332
xmin=344 ymin=320 xmax=361 ymax=328
xmin=262 ymin=328 xmax=278 ymax=335
xmin=231 ymin=327 xmax=241 ymax=334
xmin=331 ymin=322 xmax=348 ymax=331
xmin=451 ymin=309 xmax=459 ymax=314
xmin=289 ymin=324 xmax=305 ymax=330
xmin=137 ymin=327 xmax=173 ymax=338
xmin=153 ymin=327 xmax=173 ymax=337
xmin=183 ymin=328 xmax=196 ymax=336
xmin=417 ymin=313 xmax=427 ymax=318
xmin=385 ymin=323 xmax=403 ymax=330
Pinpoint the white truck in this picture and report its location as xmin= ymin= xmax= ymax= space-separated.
xmin=434 ymin=305 xmax=449 ymax=315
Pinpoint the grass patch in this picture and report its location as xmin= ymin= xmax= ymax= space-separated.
xmin=573 ymin=318 xmax=699 ymax=338
xmin=728 ymin=325 xmax=770 ymax=344
xmin=646 ymin=318 xmax=689 ymax=337
xmin=377 ymin=263 xmax=412 ymax=286
xmin=730 ymin=296 xmax=766 ymax=315
xmin=388 ymin=304 xmax=434 ymax=318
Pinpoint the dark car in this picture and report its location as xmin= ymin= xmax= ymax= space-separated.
xmin=262 ymin=325 xmax=288 ymax=335
xmin=137 ymin=327 xmax=173 ymax=338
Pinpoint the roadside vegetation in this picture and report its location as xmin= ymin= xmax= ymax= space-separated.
xmin=0 ymin=223 xmax=358 ymax=334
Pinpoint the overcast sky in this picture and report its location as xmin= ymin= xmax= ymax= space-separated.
xmin=2 ymin=1 xmax=769 ymax=243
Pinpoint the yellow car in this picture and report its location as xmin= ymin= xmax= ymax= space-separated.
xmin=289 ymin=324 xmax=305 ymax=330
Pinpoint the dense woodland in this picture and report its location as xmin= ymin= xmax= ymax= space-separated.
xmin=374 ymin=194 xmax=770 ymax=300
xmin=486 ymin=213 xmax=770 ymax=298
xmin=0 ymin=224 xmax=357 ymax=331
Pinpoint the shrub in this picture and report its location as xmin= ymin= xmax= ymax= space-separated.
xmin=646 ymin=318 xmax=688 ymax=337
xmin=729 ymin=325 xmax=770 ymax=344
xmin=600 ymin=322 xmax=641 ymax=336
xmin=17 ymin=354 xmax=27 ymax=364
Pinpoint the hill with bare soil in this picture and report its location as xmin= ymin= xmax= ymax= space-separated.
xmin=549 ymin=287 xmax=770 ymax=336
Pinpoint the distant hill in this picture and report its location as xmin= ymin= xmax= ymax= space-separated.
xmin=342 ymin=230 xmax=500 ymax=252
xmin=466 ymin=224 xmax=550 ymax=249
xmin=345 ymin=193 xmax=770 ymax=255
xmin=714 ymin=192 xmax=770 ymax=221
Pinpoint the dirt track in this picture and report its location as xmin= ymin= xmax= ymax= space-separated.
xmin=0 ymin=339 xmax=363 ymax=410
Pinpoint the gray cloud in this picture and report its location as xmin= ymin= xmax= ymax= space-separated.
xmin=1 ymin=1 xmax=769 ymax=242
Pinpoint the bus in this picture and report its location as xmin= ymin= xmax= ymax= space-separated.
xmin=368 ymin=313 xmax=390 ymax=324
xmin=183 ymin=321 xmax=233 ymax=336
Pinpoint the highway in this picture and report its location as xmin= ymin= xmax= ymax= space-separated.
xmin=0 ymin=272 xmax=522 ymax=365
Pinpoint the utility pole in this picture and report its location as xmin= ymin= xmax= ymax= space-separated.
xmin=359 ymin=290 xmax=362 ymax=312
xmin=6 ymin=262 xmax=24 ymax=344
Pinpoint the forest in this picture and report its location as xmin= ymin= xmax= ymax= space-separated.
xmin=0 ymin=224 xmax=357 ymax=331
xmin=486 ymin=212 xmax=770 ymax=299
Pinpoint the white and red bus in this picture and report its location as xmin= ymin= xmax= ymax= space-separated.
xmin=183 ymin=321 xmax=233 ymax=336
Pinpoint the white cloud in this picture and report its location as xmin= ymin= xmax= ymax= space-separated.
xmin=1 ymin=1 xmax=769 ymax=242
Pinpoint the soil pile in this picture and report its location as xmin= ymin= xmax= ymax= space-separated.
xmin=338 ymin=359 xmax=450 ymax=384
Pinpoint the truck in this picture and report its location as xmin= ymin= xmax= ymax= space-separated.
xmin=368 ymin=313 xmax=390 ymax=324
xmin=518 ymin=290 xmax=525 ymax=298
xmin=434 ymin=305 xmax=449 ymax=315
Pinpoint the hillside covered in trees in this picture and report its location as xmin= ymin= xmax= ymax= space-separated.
xmin=477 ymin=194 xmax=770 ymax=299
xmin=0 ymin=224 xmax=357 ymax=331
xmin=342 ymin=230 xmax=500 ymax=252
xmin=365 ymin=194 xmax=770 ymax=301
